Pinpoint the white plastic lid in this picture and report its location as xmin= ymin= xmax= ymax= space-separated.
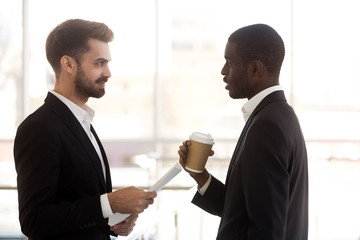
xmin=189 ymin=132 xmax=214 ymax=145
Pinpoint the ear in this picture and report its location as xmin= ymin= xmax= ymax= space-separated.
xmin=248 ymin=60 xmax=264 ymax=77
xmin=60 ymin=55 xmax=77 ymax=74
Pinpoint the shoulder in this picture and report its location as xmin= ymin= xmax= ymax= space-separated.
xmin=245 ymin=92 xmax=298 ymax=142
xmin=18 ymin=105 xmax=55 ymax=131
xmin=253 ymin=90 xmax=298 ymax=126
xmin=17 ymin=92 xmax=73 ymax=131
xmin=15 ymin=98 xmax=69 ymax=141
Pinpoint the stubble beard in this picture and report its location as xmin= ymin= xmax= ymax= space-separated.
xmin=74 ymin=66 xmax=107 ymax=101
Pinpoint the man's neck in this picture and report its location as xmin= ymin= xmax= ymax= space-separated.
xmin=53 ymin=87 xmax=88 ymax=109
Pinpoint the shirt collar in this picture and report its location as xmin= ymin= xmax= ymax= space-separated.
xmin=49 ymin=90 xmax=95 ymax=124
xmin=241 ymin=85 xmax=283 ymax=122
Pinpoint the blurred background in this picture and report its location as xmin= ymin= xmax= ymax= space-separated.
xmin=1 ymin=0 xmax=360 ymax=239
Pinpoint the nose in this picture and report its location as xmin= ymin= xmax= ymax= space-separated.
xmin=221 ymin=63 xmax=227 ymax=76
xmin=103 ymin=65 xmax=111 ymax=78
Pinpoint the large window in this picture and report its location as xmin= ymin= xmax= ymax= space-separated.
xmin=0 ymin=0 xmax=22 ymax=139
xmin=1 ymin=0 xmax=360 ymax=239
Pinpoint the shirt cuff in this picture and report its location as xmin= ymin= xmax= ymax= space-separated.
xmin=100 ymin=193 xmax=114 ymax=218
xmin=198 ymin=174 xmax=212 ymax=195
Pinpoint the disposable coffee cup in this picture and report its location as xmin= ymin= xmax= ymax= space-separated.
xmin=185 ymin=132 xmax=214 ymax=173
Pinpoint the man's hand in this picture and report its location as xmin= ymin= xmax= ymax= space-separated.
xmin=108 ymin=187 xmax=157 ymax=215
xmin=178 ymin=140 xmax=214 ymax=188
xmin=110 ymin=214 xmax=138 ymax=236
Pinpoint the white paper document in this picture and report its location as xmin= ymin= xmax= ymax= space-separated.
xmin=148 ymin=162 xmax=183 ymax=192
xmin=108 ymin=162 xmax=183 ymax=226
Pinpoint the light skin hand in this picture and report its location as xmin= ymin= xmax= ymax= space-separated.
xmin=110 ymin=214 xmax=138 ymax=236
xmin=177 ymin=140 xmax=214 ymax=188
xmin=107 ymin=187 xmax=157 ymax=215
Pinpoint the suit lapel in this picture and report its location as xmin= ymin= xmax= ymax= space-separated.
xmin=224 ymin=116 xmax=253 ymax=186
xmin=91 ymin=125 xmax=112 ymax=192
xmin=45 ymin=93 xmax=108 ymax=192
xmin=224 ymin=91 xmax=287 ymax=186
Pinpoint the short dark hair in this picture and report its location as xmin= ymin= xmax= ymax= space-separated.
xmin=45 ymin=19 xmax=114 ymax=77
xmin=228 ymin=24 xmax=285 ymax=77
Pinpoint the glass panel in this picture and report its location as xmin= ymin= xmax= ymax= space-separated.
xmin=0 ymin=0 xmax=22 ymax=139
xmin=293 ymin=0 xmax=360 ymax=141
xmin=0 ymin=0 xmax=23 ymax=237
xmin=294 ymin=1 xmax=360 ymax=238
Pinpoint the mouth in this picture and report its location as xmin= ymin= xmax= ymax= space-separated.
xmin=223 ymin=78 xmax=229 ymax=90
xmin=96 ymin=78 xmax=108 ymax=87
xmin=97 ymin=82 xmax=106 ymax=88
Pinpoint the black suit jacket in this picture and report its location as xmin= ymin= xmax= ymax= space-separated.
xmin=14 ymin=92 xmax=113 ymax=240
xmin=192 ymin=91 xmax=308 ymax=240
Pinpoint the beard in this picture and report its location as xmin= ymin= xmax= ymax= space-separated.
xmin=74 ymin=66 xmax=107 ymax=100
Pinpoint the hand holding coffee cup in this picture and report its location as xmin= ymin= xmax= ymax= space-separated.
xmin=184 ymin=132 xmax=214 ymax=173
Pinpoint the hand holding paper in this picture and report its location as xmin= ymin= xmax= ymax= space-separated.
xmin=108 ymin=162 xmax=183 ymax=226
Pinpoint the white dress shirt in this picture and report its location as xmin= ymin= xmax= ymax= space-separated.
xmin=241 ymin=85 xmax=283 ymax=122
xmin=198 ymin=85 xmax=283 ymax=195
xmin=50 ymin=90 xmax=113 ymax=218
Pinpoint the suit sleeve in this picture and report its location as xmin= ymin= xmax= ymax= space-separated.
xmin=243 ymin=118 xmax=290 ymax=239
xmin=14 ymin=117 xmax=108 ymax=238
xmin=191 ymin=176 xmax=225 ymax=217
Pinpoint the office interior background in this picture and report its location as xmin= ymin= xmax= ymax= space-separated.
xmin=1 ymin=0 xmax=360 ymax=239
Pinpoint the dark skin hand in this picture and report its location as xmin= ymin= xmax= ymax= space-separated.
xmin=178 ymin=140 xmax=214 ymax=188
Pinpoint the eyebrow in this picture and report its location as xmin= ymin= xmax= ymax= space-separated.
xmin=95 ymin=57 xmax=111 ymax=63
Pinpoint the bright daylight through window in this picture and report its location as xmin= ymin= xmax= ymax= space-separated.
xmin=0 ymin=0 xmax=360 ymax=239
